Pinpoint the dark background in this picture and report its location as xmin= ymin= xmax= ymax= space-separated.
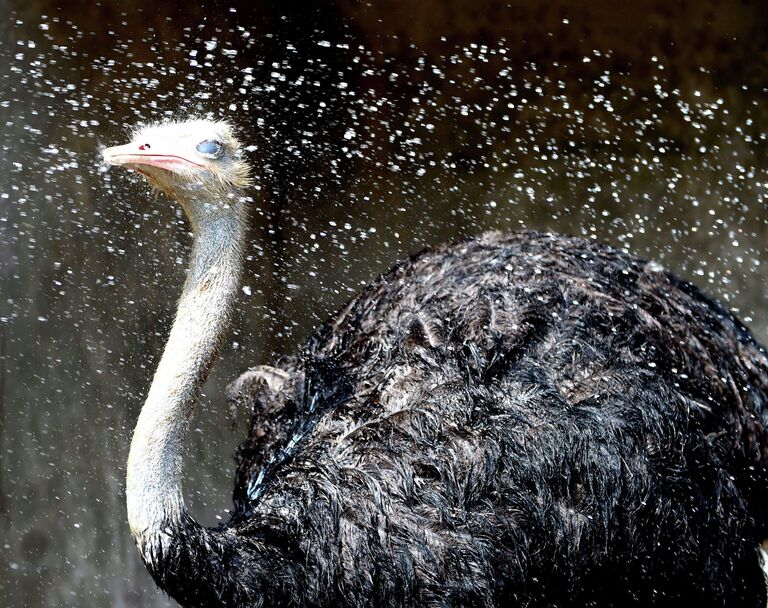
xmin=1 ymin=0 xmax=767 ymax=605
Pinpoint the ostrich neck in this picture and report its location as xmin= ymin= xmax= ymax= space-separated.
xmin=126 ymin=198 xmax=248 ymax=550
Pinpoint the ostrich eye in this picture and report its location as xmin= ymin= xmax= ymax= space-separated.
xmin=196 ymin=140 xmax=223 ymax=157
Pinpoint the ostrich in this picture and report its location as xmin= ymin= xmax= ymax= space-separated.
xmin=103 ymin=119 xmax=768 ymax=607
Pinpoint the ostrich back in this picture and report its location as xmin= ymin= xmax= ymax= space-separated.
xmin=226 ymin=231 xmax=768 ymax=607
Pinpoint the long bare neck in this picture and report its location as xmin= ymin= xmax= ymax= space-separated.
xmin=126 ymin=197 xmax=248 ymax=556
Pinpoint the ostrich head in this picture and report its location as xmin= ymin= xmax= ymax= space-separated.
xmin=103 ymin=119 xmax=251 ymax=228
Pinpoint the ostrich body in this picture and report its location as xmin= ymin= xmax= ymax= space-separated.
xmin=104 ymin=120 xmax=768 ymax=607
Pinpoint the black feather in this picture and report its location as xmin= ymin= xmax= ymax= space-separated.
xmin=151 ymin=232 xmax=768 ymax=607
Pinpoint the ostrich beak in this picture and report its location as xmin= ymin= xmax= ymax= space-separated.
xmin=102 ymin=142 xmax=204 ymax=173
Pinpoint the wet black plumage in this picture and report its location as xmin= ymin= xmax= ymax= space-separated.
xmin=148 ymin=231 xmax=768 ymax=607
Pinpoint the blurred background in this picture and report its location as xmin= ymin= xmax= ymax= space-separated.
xmin=0 ymin=0 xmax=767 ymax=605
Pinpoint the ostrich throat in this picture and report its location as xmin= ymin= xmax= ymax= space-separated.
xmin=126 ymin=187 xmax=248 ymax=549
